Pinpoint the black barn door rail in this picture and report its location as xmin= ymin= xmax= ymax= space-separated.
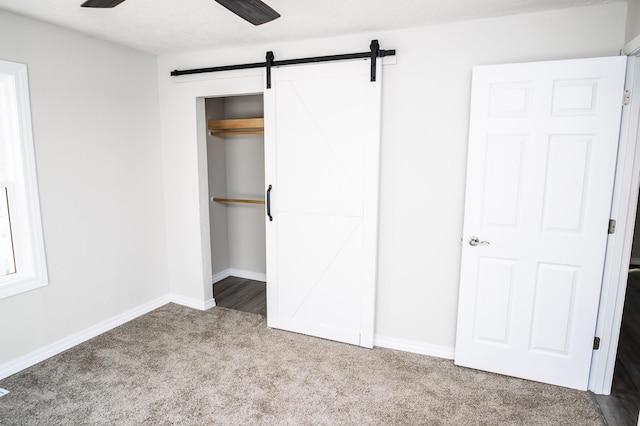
xmin=170 ymin=40 xmax=396 ymax=87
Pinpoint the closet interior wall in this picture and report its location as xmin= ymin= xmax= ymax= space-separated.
xmin=631 ymin=192 xmax=640 ymax=266
xmin=206 ymin=95 xmax=266 ymax=282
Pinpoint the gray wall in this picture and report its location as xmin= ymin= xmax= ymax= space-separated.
xmin=626 ymin=0 xmax=640 ymax=44
xmin=0 ymin=10 xmax=168 ymax=365
xmin=206 ymin=98 xmax=230 ymax=276
xmin=207 ymin=95 xmax=265 ymax=279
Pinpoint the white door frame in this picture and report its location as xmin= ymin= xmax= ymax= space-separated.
xmin=589 ymin=54 xmax=640 ymax=394
xmin=190 ymin=70 xmax=265 ymax=306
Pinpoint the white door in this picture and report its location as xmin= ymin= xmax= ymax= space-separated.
xmin=455 ymin=56 xmax=627 ymax=390
xmin=264 ymin=59 xmax=381 ymax=347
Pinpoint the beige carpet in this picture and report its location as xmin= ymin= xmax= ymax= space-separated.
xmin=0 ymin=304 xmax=603 ymax=425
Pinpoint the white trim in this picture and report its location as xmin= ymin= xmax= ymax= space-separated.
xmin=374 ymin=335 xmax=455 ymax=360
xmin=624 ymin=34 xmax=640 ymax=57
xmin=0 ymin=295 xmax=171 ymax=380
xmin=169 ymin=293 xmax=216 ymax=311
xmin=212 ymin=268 xmax=266 ymax=284
xmin=212 ymin=269 xmax=231 ymax=284
xmin=229 ymin=268 xmax=266 ymax=282
xmin=0 ymin=293 xmax=223 ymax=380
xmin=0 ymin=59 xmax=48 ymax=299
xmin=589 ymin=57 xmax=640 ymax=394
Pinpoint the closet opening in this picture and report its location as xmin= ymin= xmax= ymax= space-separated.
xmin=205 ymin=94 xmax=266 ymax=317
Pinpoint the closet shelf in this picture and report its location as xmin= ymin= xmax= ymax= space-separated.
xmin=208 ymin=118 xmax=264 ymax=136
xmin=212 ymin=197 xmax=265 ymax=205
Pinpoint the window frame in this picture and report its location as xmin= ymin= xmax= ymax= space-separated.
xmin=0 ymin=59 xmax=48 ymax=299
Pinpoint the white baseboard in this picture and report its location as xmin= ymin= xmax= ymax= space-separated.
xmin=0 ymin=295 xmax=171 ymax=381
xmin=169 ymin=293 xmax=216 ymax=311
xmin=374 ymin=335 xmax=455 ymax=360
xmin=211 ymin=269 xmax=231 ymax=284
xmin=229 ymin=268 xmax=266 ymax=282
xmin=212 ymin=268 xmax=266 ymax=284
xmin=0 ymin=292 xmax=222 ymax=381
xmin=1 ymin=296 xmax=454 ymax=382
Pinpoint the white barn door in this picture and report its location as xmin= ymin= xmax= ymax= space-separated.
xmin=455 ymin=56 xmax=627 ymax=390
xmin=264 ymin=59 xmax=381 ymax=347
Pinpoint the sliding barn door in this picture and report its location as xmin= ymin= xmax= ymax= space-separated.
xmin=455 ymin=56 xmax=627 ymax=390
xmin=264 ymin=59 xmax=381 ymax=347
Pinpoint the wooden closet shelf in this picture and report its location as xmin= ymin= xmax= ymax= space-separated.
xmin=210 ymin=130 xmax=264 ymax=136
xmin=212 ymin=197 xmax=265 ymax=205
xmin=208 ymin=118 xmax=264 ymax=136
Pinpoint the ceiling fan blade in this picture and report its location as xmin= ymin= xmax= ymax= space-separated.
xmin=214 ymin=0 xmax=280 ymax=25
xmin=81 ymin=0 xmax=127 ymax=8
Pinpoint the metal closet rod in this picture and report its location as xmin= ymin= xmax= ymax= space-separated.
xmin=170 ymin=39 xmax=396 ymax=86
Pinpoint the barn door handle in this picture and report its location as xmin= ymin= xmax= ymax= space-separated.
xmin=468 ymin=236 xmax=490 ymax=246
xmin=266 ymin=185 xmax=273 ymax=222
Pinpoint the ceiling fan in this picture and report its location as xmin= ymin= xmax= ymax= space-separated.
xmin=80 ymin=0 xmax=281 ymax=26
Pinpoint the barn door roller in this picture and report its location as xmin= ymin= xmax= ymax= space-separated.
xmin=170 ymin=40 xmax=396 ymax=88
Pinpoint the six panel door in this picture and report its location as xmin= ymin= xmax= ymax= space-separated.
xmin=455 ymin=56 xmax=627 ymax=390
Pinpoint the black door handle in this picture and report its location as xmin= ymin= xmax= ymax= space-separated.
xmin=266 ymin=185 xmax=273 ymax=221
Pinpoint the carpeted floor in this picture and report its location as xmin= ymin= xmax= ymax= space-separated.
xmin=0 ymin=303 xmax=603 ymax=425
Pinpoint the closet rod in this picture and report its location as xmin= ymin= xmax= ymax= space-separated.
xmin=170 ymin=40 xmax=396 ymax=86
xmin=212 ymin=197 xmax=265 ymax=205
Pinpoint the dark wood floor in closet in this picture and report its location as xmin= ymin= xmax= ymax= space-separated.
xmin=593 ymin=270 xmax=640 ymax=426
xmin=213 ymin=276 xmax=266 ymax=316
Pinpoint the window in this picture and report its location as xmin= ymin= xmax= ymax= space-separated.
xmin=0 ymin=59 xmax=48 ymax=299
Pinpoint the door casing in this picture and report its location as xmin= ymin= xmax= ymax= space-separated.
xmin=589 ymin=56 xmax=640 ymax=394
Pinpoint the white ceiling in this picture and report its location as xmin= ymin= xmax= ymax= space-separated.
xmin=0 ymin=0 xmax=625 ymax=55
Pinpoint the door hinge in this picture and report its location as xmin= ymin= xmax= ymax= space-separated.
xmin=623 ymin=89 xmax=631 ymax=107
xmin=593 ymin=336 xmax=600 ymax=350
xmin=608 ymin=219 xmax=616 ymax=234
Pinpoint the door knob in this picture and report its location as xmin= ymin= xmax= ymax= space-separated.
xmin=469 ymin=236 xmax=490 ymax=246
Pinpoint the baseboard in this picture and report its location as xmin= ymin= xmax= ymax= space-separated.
xmin=0 ymin=295 xmax=171 ymax=381
xmin=169 ymin=293 xmax=216 ymax=311
xmin=374 ymin=335 xmax=455 ymax=360
xmin=203 ymin=298 xmax=216 ymax=310
xmin=211 ymin=269 xmax=231 ymax=284
xmin=229 ymin=268 xmax=266 ymax=282
xmin=212 ymin=268 xmax=266 ymax=284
